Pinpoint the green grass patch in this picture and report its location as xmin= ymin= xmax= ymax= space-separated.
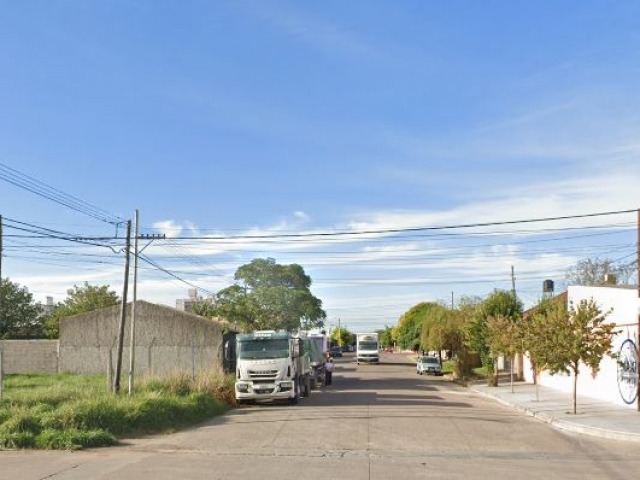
xmin=0 ymin=372 xmax=234 ymax=450
xmin=441 ymin=360 xmax=455 ymax=375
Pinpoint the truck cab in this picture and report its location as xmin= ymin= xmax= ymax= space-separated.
xmin=356 ymin=333 xmax=380 ymax=364
xmin=235 ymin=331 xmax=310 ymax=404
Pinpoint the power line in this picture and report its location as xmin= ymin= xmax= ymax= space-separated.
xmin=0 ymin=162 xmax=125 ymax=226
xmin=148 ymin=208 xmax=638 ymax=241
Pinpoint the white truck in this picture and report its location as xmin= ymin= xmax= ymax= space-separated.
xmin=356 ymin=332 xmax=379 ymax=364
xmin=235 ymin=330 xmax=310 ymax=404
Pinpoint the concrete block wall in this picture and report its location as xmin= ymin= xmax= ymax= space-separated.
xmin=0 ymin=340 xmax=59 ymax=374
xmin=59 ymin=301 xmax=226 ymax=377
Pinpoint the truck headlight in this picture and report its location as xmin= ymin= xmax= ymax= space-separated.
xmin=279 ymin=381 xmax=293 ymax=392
xmin=236 ymin=383 xmax=250 ymax=393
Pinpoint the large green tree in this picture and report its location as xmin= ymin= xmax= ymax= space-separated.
xmin=396 ymin=302 xmax=439 ymax=351
xmin=213 ymin=258 xmax=326 ymax=332
xmin=44 ymin=283 xmax=120 ymax=338
xmin=0 ymin=278 xmax=44 ymax=339
xmin=419 ymin=302 xmax=456 ymax=362
xmin=467 ymin=289 xmax=523 ymax=386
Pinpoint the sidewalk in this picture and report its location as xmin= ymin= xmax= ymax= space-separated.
xmin=469 ymin=381 xmax=640 ymax=443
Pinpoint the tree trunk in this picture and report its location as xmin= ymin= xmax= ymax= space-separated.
xmin=572 ymin=366 xmax=578 ymax=415
xmin=510 ymin=355 xmax=514 ymax=393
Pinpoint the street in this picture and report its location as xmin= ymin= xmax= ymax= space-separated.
xmin=2 ymin=352 xmax=639 ymax=479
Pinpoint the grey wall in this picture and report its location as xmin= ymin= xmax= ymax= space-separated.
xmin=0 ymin=340 xmax=59 ymax=374
xmin=59 ymin=301 xmax=226 ymax=377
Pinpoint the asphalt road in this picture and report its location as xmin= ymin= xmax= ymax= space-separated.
xmin=2 ymin=352 xmax=640 ymax=479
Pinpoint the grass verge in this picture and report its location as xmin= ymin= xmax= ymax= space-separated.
xmin=0 ymin=372 xmax=234 ymax=450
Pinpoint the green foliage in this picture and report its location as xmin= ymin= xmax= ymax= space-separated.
xmin=396 ymin=302 xmax=442 ymax=351
xmin=0 ymin=278 xmax=44 ymax=339
xmin=377 ymin=326 xmax=394 ymax=347
xmin=0 ymin=372 xmax=234 ymax=450
xmin=35 ymin=428 xmax=116 ymax=450
xmin=531 ymin=297 xmax=617 ymax=414
xmin=212 ymin=258 xmax=326 ymax=332
xmin=330 ymin=327 xmax=352 ymax=346
xmin=419 ymin=302 xmax=467 ymax=357
xmin=467 ymin=290 xmax=523 ymax=386
xmin=44 ymin=282 xmax=120 ymax=338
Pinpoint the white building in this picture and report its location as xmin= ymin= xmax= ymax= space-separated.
xmin=523 ymin=285 xmax=639 ymax=408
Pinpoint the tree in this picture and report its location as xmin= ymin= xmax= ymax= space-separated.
xmin=527 ymin=297 xmax=566 ymax=401
xmin=419 ymin=302 xmax=452 ymax=362
xmin=44 ymin=283 xmax=120 ymax=338
xmin=212 ymin=258 xmax=326 ymax=332
xmin=485 ymin=314 xmax=521 ymax=392
xmin=330 ymin=327 xmax=352 ymax=347
xmin=0 ymin=278 xmax=44 ymax=339
xmin=396 ymin=302 xmax=438 ymax=351
xmin=467 ymin=290 xmax=523 ymax=386
xmin=565 ymin=257 xmax=635 ymax=286
xmin=541 ymin=298 xmax=617 ymax=414
xmin=377 ymin=326 xmax=394 ymax=348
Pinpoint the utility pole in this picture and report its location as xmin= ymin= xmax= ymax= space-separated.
xmin=114 ymin=220 xmax=132 ymax=394
xmin=128 ymin=210 xmax=139 ymax=396
xmin=451 ymin=291 xmax=454 ymax=309
xmin=511 ymin=265 xmax=521 ymax=386
xmin=338 ymin=318 xmax=342 ymax=347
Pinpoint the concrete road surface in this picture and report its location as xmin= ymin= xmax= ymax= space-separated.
xmin=2 ymin=352 xmax=639 ymax=479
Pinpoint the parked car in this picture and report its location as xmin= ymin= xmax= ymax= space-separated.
xmin=329 ymin=346 xmax=343 ymax=357
xmin=416 ymin=356 xmax=442 ymax=376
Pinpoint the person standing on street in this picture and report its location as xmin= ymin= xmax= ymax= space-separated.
xmin=325 ymin=356 xmax=334 ymax=386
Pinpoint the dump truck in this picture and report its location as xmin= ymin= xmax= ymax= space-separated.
xmin=235 ymin=330 xmax=310 ymax=404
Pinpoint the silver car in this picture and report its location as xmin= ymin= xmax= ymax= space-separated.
xmin=416 ymin=356 xmax=442 ymax=376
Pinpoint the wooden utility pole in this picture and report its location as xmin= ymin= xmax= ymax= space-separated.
xmin=114 ymin=220 xmax=131 ymax=394
xmin=128 ymin=210 xmax=139 ymax=396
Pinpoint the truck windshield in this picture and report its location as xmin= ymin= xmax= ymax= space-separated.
xmin=238 ymin=339 xmax=289 ymax=360
xmin=359 ymin=342 xmax=378 ymax=350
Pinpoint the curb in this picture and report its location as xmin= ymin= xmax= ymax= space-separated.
xmin=469 ymin=386 xmax=640 ymax=444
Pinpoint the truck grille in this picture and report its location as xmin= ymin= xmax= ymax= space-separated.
xmin=248 ymin=369 xmax=279 ymax=380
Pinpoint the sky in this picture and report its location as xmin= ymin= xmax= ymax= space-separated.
xmin=1 ymin=0 xmax=639 ymax=333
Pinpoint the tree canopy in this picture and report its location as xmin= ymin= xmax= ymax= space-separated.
xmin=565 ymin=257 xmax=635 ymax=286
xmin=396 ymin=302 xmax=443 ymax=351
xmin=213 ymin=258 xmax=326 ymax=332
xmin=44 ymin=283 xmax=120 ymax=338
xmin=467 ymin=289 xmax=523 ymax=385
xmin=0 ymin=278 xmax=44 ymax=339
xmin=540 ymin=298 xmax=617 ymax=414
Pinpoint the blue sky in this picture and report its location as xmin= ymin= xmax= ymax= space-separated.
xmin=1 ymin=1 xmax=639 ymax=332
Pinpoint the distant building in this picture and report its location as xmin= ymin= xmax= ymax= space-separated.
xmin=37 ymin=296 xmax=55 ymax=317
xmin=176 ymin=288 xmax=203 ymax=313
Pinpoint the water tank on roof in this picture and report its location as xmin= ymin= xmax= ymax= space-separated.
xmin=543 ymin=279 xmax=554 ymax=293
